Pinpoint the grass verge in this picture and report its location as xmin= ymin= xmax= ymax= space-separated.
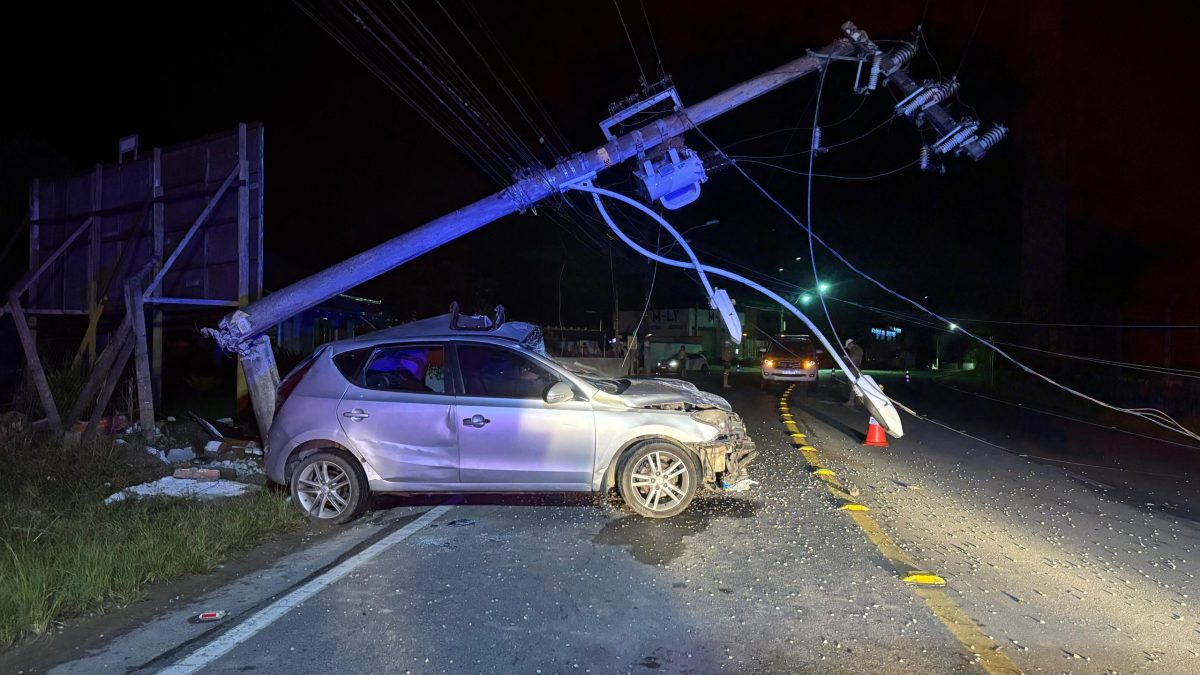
xmin=0 ymin=432 xmax=303 ymax=649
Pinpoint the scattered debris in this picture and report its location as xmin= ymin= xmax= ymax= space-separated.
xmin=104 ymin=476 xmax=258 ymax=504
xmin=200 ymin=458 xmax=265 ymax=480
xmin=216 ymin=417 xmax=234 ymax=425
xmin=173 ymin=468 xmax=220 ymax=481
xmin=447 ymin=518 xmax=476 ymax=527
xmin=188 ymin=610 xmax=228 ymax=623
xmin=189 ymin=411 xmax=224 ymax=440
xmin=204 ymin=440 xmax=223 ymax=454
xmin=167 ymin=415 xmax=177 ymax=423
xmin=145 ymin=446 xmax=195 ymax=464
xmin=723 ymin=477 xmax=759 ymax=492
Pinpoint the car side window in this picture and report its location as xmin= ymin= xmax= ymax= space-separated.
xmin=362 ymin=345 xmax=447 ymax=394
xmin=457 ymin=344 xmax=559 ymax=399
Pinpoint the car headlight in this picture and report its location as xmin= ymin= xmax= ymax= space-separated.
xmin=803 ymin=359 xmax=816 ymax=369
xmin=668 ymin=360 xmax=678 ymax=367
xmin=691 ymin=409 xmax=730 ymax=433
xmin=763 ymin=358 xmax=776 ymax=368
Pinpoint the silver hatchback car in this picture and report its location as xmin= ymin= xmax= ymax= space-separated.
xmin=267 ymin=310 xmax=757 ymax=523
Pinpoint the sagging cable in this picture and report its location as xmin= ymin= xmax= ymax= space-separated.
xmin=566 ymin=181 xmax=904 ymax=438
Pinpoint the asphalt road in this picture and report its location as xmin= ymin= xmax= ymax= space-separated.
xmin=49 ymin=372 xmax=1200 ymax=674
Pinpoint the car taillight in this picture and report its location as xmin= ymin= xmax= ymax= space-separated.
xmin=276 ymin=357 xmax=319 ymax=413
xmin=803 ymin=359 xmax=816 ymax=369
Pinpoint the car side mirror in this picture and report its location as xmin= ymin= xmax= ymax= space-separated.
xmin=544 ymin=381 xmax=574 ymax=405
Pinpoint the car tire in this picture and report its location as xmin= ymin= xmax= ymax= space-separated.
xmin=618 ymin=441 xmax=699 ymax=518
xmin=289 ymin=449 xmax=369 ymax=524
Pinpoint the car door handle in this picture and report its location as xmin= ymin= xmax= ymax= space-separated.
xmin=342 ymin=409 xmax=370 ymax=421
xmin=462 ymin=414 xmax=490 ymax=428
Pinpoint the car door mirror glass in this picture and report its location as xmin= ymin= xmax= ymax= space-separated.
xmin=544 ymin=381 xmax=574 ymax=405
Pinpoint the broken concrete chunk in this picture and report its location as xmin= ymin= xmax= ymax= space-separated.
xmin=104 ymin=476 xmax=258 ymax=504
xmin=173 ymin=468 xmax=220 ymax=481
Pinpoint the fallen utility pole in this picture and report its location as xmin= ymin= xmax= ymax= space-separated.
xmin=209 ymin=23 xmax=874 ymax=439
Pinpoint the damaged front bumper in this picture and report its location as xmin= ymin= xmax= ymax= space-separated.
xmin=691 ymin=413 xmax=758 ymax=492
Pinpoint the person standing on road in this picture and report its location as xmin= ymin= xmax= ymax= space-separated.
xmin=843 ymin=338 xmax=864 ymax=406
xmin=721 ymin=339 xmax=734 ymax=389
xmin=675 ymin=345 xmax=688 ymax=376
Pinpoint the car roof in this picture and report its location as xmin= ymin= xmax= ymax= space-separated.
xmin=331 ymin=313 xmax=540 ymax=349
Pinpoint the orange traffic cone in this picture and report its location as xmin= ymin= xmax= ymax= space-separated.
xmin=864 ymin=416 xmax=888 ymax=447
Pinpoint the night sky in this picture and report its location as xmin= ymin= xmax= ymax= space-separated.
xmin=2 ymin=1 xmax=1195 ymax=341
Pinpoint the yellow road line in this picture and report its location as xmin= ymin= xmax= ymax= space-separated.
xmin=784 ymin=415 xmax=1022 ymax=675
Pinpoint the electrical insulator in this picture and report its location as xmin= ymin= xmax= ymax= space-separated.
xmin=811 ymin=126 xmax=822 ymax=153
xmin=973 ymin=124 xmax=1007 ymax=154
xmin=866 ymin=52 xmax=882 ymax=90
xmin=919 ymin=145 xmax=931 ymax=171
xmin=918 ymin=79 xmax=959 ymax=112
xmin=895 ymin=83 xmax=935 ymax=118
xmin=884 ymin=42 xmax=917 ymax=75
xmin=932 ymin=119 xmax=979 ymax=155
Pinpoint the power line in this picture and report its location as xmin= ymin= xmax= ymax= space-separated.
xmin=737 ymin=157 xmax=920 ymax=181
xmin=730 ymin=115 xmax=896 ymax=160
xmin=638 ymin=0 xmax=664 ymax=78
xmin=612 ymin=0 xmax=647 ymax=84
xmin=719 ymin=96 xmax=865 ymax=151
xmin=686 ymin=121 xmax=1200 ymax=444
xmin=805 ymin=65 xmax=850 ymax=370
xmin=827 ymin=295 xmax=1200 ymax=379
xmin=954 ymin=0 xmax=991 ymax=78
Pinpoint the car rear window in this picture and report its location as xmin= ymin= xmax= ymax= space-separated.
xmin=333 ymin=347 xmax=372 ymax=382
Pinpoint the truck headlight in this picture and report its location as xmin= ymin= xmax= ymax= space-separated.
xmin=692 ymin=409 xmax=730 ymax=433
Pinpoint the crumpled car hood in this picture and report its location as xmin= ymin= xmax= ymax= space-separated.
xmin=616 ymin=378 xmax=732 ymax=411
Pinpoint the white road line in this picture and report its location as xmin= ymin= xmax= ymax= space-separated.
xmin=157 ymin=503 xmax=454 ymax=675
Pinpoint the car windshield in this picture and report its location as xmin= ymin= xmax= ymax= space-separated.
xmin=545 ymin=355 xmax=631 ymax=394
xmin=579 ymin=375 xmax=631 ymax=394
xmin=766 ymin=340 xmax=814 ymax=358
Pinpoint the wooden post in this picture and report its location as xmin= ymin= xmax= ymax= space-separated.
xmin=123 ymin=279 xmax=155 ymax=440
xmin=8 ymin=297 xmax=62 ymax=431
xmin=27 ymin=179 xmax=40 ymax=347
xmin=237 ymin=125 xmax=251 ymax=418
xmin=151 ymin=148 xmax=165 ymax=407
xmin=87 ymin=164 xmax=102 ymax=365
xmin=67 ymin=317 xmax=132 ymax=426
xmin=82 ymin=337 xmax=135 ymax=446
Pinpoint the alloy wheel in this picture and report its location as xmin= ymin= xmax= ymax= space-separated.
xmin=295 ymin=460 xmax=353 ymax=519
xmin=628 ymin=450 xmax=691 ymax=513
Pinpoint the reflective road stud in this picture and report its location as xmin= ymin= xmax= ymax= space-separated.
xmin=812 ymin=468 xmax=835 ymax=477
xmin=839 ymin=503 xmax=870 ymax=512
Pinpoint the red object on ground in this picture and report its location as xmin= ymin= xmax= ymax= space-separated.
xmin=864 ymin=417 xmax=889 ymax=447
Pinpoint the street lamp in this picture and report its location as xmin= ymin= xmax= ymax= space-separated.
xmin=817 ymin=281 xmax=830 ymax=294
xmin=949 ymin=323 xmax=958 ymax=331
xmin=799 ymin=293 xmax=813 ymax=305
